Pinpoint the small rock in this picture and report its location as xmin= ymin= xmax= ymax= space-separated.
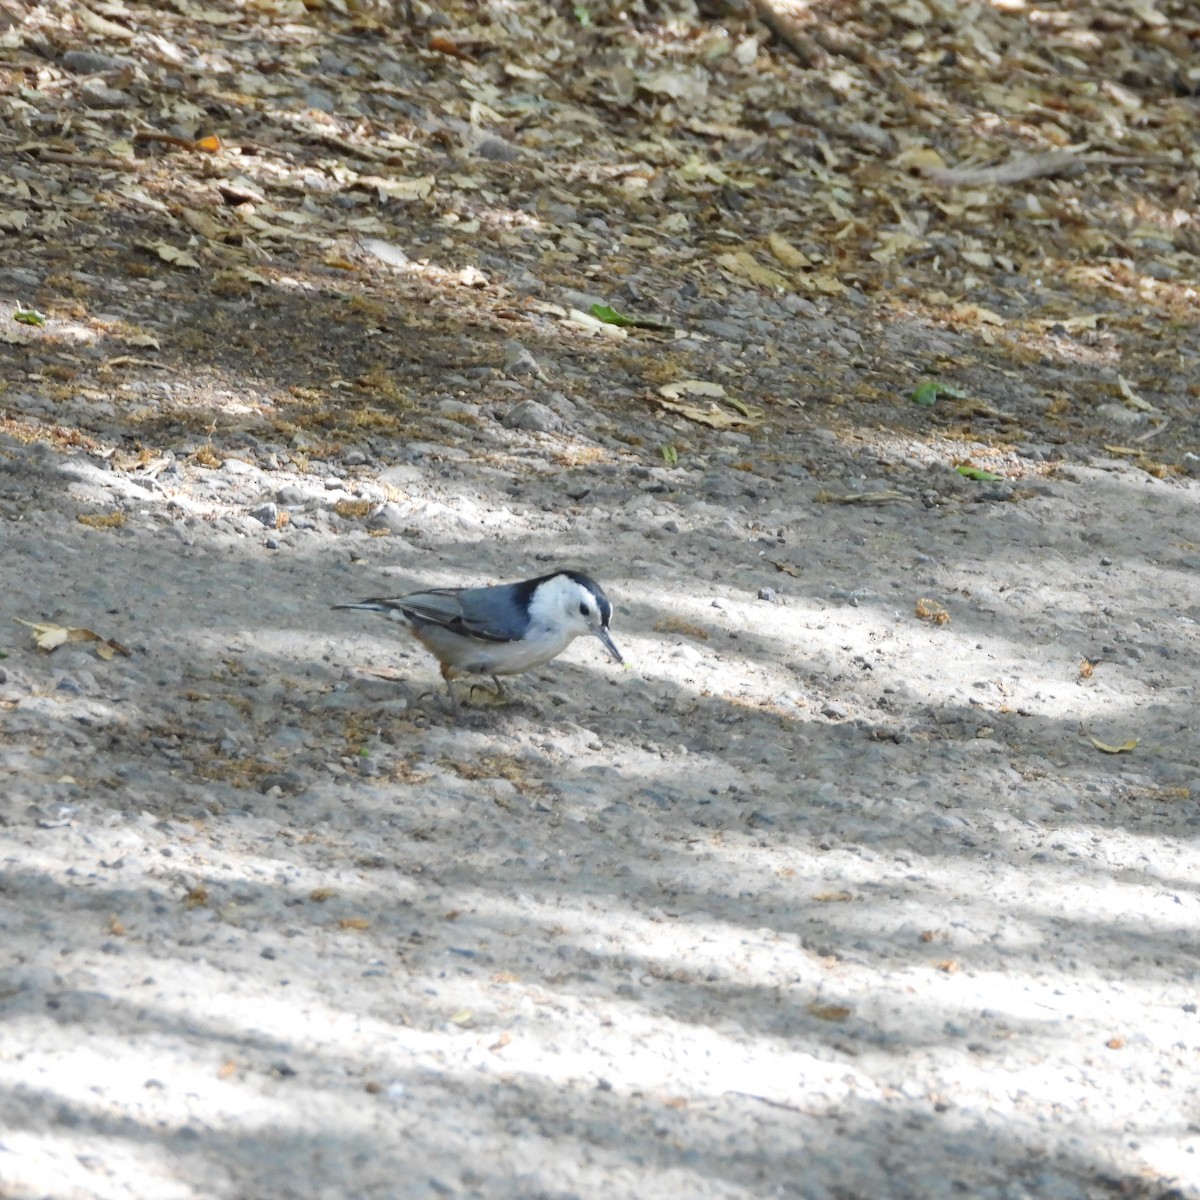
xmin=367 ymin=503 xmax=410 ymax=534
xmin=821 ymin=701 xmax=849 ymax=720
xmin=378 ymin=464 xmax=423 ymax=488
xmin=695 ymin=319 xmax=744 ymax=342
xmin=474 ymin=136 xmax=518 ymax=162
xmin=250 ymin=502 xmax=279 ymax=528
xmin=275 ymin=484 xmax=308 ymax=506
xmin=80 ymin=80 xmax=129 ymax=109
xmin=1093 ymin=403 xmax=1147 ymax=428
xmin=502 ymin=340 xmax=541 ymax=377
xmin=757 ymin=586 xmax=777 ymax=603
xmin=62 ymin=49 xmax=135 ymax=73
xmin=501 ymin=400 xmax=561 ymax=433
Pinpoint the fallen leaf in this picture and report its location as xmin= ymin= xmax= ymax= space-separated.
xmin=144 ymin=241 xmax=200 ymax=269
xmin=950 ymin=303 xmax=1005 ymax=326
xmin=912 ymin=380 xmax=965 ymax=406
xmin=716 ymin=251 xmax=790 ymax=290
xmin=565 ymin=308 xmax=627 ymax=338
xmin=812 ymin=890 xmax=853 ymax=902
xmin=13 ymin=618 xmax=131 ymax=658
xmin=915 ymin=598 xmax=950 ymax=624
xmin=339 ymin=917 xmax=370 ymax=930
xmin=1088 ymin=736 xmax=1137 ymax=754
xmin=955 ymin=465 xmax=1003 ymax=481
xmin=807 ymin=1002 xmax=852 ymax=1021
xmin=77 ymin=511 xmax=125 ymax=529
xmin=79 ymin=7 xmax=134 ymax=39
xmin=767 ymin=232 xmax=810 ymax=269
xmin=656 ymin=397 xmax=760 ymax=429
xmin=659 ymin=379 xmax=726 ymax=400
xmin=813 ymin=490 xmax=909 ymax=505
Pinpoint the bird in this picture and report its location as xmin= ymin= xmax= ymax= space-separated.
xmin=333 ymin=569 xmax=623 ymax=714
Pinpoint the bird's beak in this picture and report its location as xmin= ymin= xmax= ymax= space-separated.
xmin=594 ymin=626 xmax=624 ymax=665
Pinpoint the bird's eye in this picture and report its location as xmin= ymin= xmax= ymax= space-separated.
xmin=579 ymin=602 xmax=590 ymax=616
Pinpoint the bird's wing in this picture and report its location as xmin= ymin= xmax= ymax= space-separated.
xmin=397 ymin=585 xmax=527 ymax=643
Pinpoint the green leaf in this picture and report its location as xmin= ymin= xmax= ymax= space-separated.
xmin=590 ymin=304 xmax=635 ymax=327
xmin=660 ymin=445 xmax=678 ymax=466
xmin=14 ymin=308 xmax=46 ymax=327
xmin=573 ymin=4 xmax=591 ymax=23
xmin=912 ymin=380 xmax=966 ymax=406
xmin=955 ymin=465 xmax=1002 ymax=481
xmin=589 ymin=304 xmax=674 ymax=331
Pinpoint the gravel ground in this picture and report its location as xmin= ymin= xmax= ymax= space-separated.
xmin=2 ymin=388 xmax=1199 ymax=1200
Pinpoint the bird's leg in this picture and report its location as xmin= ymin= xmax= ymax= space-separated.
xmin=440 ymin=663 xmax=461 ymax=718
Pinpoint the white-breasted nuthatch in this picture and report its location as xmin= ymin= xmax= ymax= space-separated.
xmin=333 ymin=570 xmax=623 ymax=713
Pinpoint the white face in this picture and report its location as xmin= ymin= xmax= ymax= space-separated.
xmin=528 ymin=575 xmax=623 ymax=664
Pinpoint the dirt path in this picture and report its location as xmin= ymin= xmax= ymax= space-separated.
xmin=3 ymin=0 xmax=1200 ymax=1196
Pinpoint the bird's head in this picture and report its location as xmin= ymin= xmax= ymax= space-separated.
xmin=528 ymin=571 xmax=623 ymax=664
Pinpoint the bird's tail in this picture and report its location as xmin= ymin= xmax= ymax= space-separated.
xmin=332 ymin=599 xmax=411 ymax=623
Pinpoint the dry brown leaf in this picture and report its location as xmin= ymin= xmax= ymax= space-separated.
xmin=814 ymin=490 xmax=909 ymax=505
xmin=179 ymin=207 xmax=226 ymax=240
xmin=915 ymin=598 xmax=950 ymax=624
xmin=768 ymin=559 xmax=804 ymax=577
xmin=766 ymin=232 xmax=810 ymax=269
xmin=659 ymin=379 xmax=726 ymax=400
xmin=144 ymin=241 xmax=200 ymax=269
xmin=716 ymin=251 xmax=790 ymax=291
xmin=921 ymin=151 xmax=1085 ymax=188
xmin=79 ymin=7 xmax=135 ymax=39
xmin=77 ymin=511 xmax=125 ymax=529
xmin=807 ymin=1002 xmax=852 ymax=1021
xmin=13 ymin=618 xmax=131 ymax=658
xmin=950 ymin=303 xmax=1005 ymax=327
xmin=339 ymin=917 xmax=370 ymax=930
xmin=335 ymin=499 xmax=373 ymax=519
xmin=656 ymin=397 xmax=760 ymax=429
xmin=1088 ymin=736 xmax=1137 ymax=754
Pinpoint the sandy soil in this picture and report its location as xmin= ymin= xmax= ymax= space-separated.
xmin=3 ymin=391 xmax=1200 ymax=1199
